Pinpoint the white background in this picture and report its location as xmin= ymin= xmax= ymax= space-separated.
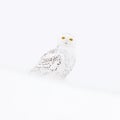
xmin=0 ymin=0 xmax=120 ymax=119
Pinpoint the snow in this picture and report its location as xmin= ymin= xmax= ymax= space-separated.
xmin=0 ymin=68 xmax=120 ymax=120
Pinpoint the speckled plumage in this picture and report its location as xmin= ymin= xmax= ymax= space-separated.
xmin=32 ymin=34 xmax=76 ymax=79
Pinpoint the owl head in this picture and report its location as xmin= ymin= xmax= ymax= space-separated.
xmin=59 ymin=33 xmax=75 ymax=47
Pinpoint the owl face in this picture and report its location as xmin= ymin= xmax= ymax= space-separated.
xmin=60 ymin=33 xmax=75 ymax=46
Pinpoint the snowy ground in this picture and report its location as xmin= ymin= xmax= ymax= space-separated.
xmin=0 ymin=68 xmax=120 ymax=120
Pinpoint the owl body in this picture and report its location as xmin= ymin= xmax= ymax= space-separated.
xmin=56 ymin=45 xmax=76 ymax=78
xmin=32 ymin=34 xmax=76 ymax=79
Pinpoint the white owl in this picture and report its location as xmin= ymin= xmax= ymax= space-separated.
xmin=32 ymin=33 xmax=76 ymax=79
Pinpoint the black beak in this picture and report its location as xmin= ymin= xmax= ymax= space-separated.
xmin=65 ymin=42 xmax=68 ymax=45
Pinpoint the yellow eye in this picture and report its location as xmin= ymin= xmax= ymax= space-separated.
xmin=61 ymin=36 xmax=65 ymax=40
xmin=69 ymin=38 xmax=73 ymax=41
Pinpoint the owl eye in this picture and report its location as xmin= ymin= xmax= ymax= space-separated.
xmin=69 ymin=38 xmax=73 ymax=41
xmin=61 ymin=36 xmax=65 ymax=40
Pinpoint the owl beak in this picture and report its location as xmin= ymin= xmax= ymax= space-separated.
xmin=65 ymin=42 xmax=68 ymax=45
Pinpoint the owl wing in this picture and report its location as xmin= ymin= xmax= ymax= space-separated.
xmin=32 ymin=49 xmax=63 ymax=73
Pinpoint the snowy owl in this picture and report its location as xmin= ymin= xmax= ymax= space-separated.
xmin=32 ymin=34 xmax=76 ymax=79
